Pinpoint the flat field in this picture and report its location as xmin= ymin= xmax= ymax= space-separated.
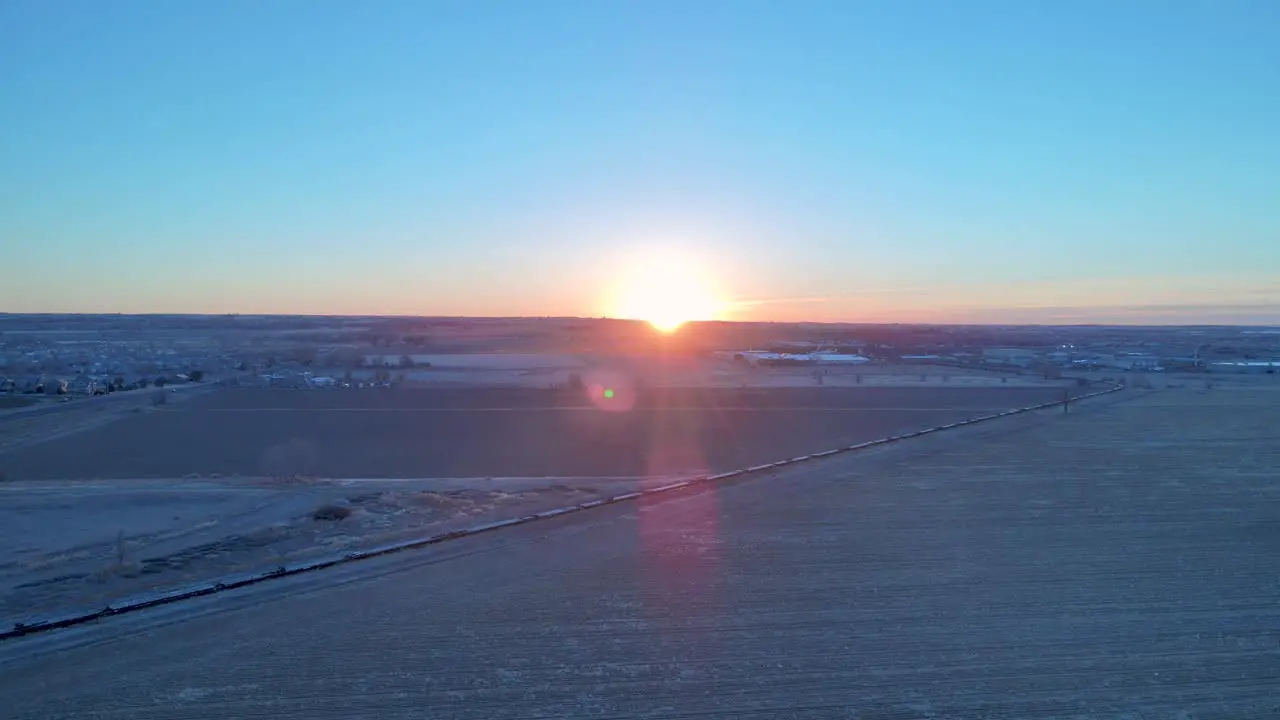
xmin=0 ymin=385 xmax=1077 ymax=480
xmin=2 ymin=384 xmax=1276 ymax=718
xmin=0 ymin=383 xmax=1077 ymax=623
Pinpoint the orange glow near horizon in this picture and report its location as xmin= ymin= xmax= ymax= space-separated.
xmin=605 ymin=248 xmax=725 ymax=333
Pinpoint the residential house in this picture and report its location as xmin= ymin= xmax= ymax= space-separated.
xmin=982 ymin=348 xmax=1039 ymax=368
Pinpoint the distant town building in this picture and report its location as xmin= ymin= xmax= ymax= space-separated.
xmin=982 ymin=348 xmax=1038 ymax=367
xmin=1162 ymin=357 xmax=1207 ymax=371
xmin=1209 ymin=361 xmax=1279 ymax=374
xmin=728 ymin=350 xmax=870 ymax=367
xmin=1104 ymin=354 xmax=1161 ymax=371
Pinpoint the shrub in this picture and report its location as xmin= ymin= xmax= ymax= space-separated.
xmin=312 ymin=504 xmax=352 ymax=521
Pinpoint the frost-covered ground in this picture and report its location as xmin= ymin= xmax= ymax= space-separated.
xmin=6 ymin=386 xmax=1278 ymax=718
xmin=0 ymin=475 xmax=652 ymax=625
xmin=0 ymin=356 xmax=1068 ymax=625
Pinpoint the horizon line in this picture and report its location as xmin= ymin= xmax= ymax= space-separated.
xmin=0 ymin=311 xmax=1276 ymax=330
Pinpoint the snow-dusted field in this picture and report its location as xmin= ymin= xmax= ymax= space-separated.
xmin=0 ymin=355 xmax=1074 ymax=625
xmin=0 ymin=475 xmax=651 ymax=624
xmin=6 ymin=385 xmax=1278 ymax=719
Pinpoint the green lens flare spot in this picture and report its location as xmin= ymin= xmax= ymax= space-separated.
xmin=603 ymin=388 xmax=615 ymax=399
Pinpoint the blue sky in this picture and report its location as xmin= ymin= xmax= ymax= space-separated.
xmin=2 ymin=0 xmax=1278 ymax=323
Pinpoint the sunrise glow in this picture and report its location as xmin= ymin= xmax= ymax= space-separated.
xmin=607 ymin=250 xmax=724 ymax=333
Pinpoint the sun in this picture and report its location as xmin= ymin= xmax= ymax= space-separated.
xmin=648 ymin=314 xmax=686 ymax=334
xmin=608 ymin=251 xmax=723 ymax=333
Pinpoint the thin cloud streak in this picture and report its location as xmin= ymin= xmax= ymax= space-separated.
xmin=722 ymin=275 xmax=1280 ymax=325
